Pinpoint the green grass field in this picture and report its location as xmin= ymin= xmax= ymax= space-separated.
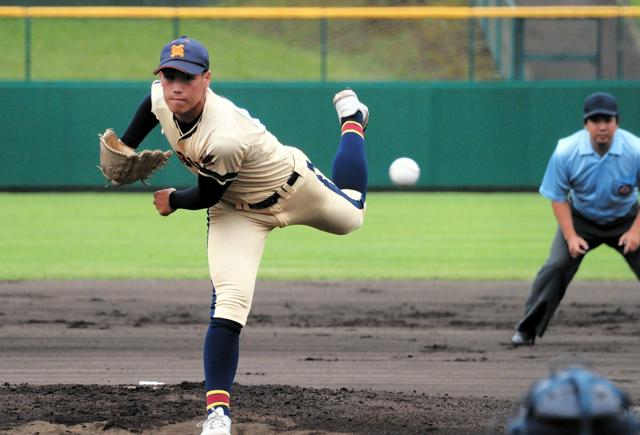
xmin=0 ymin=192 xmax=636 ymax=281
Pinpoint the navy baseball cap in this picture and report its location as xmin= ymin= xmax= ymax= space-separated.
xmin=583 ymin=92 xmax=618 ymax=120
xmin=153 ymin=36 xmax=209 ymax=75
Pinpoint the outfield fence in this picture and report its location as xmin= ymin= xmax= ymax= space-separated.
xmin=4 ymin=80 xmax=640 ymax=191
xmin=1 ymin=5 xmax=640 ymax=81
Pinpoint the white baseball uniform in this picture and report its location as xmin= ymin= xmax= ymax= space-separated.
xmin=151 ymin=81 xmax=365 ymax=325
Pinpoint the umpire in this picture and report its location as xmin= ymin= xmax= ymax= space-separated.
xmin=512 ymin=92 xmax=640 ymax=346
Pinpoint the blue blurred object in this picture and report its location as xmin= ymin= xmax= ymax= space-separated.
xmin=507 ymin=366 xmax=640 ymax=435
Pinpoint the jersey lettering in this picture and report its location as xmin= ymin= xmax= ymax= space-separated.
xmin=176 ymin=151 xmax=196 ymax=169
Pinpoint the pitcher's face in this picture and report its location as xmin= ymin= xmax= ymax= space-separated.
xmin=159 ymin=69 xmax=211 ymax=122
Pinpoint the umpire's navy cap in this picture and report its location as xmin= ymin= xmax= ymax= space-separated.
xmin=583 ymin=92 xmax=618 ymax=120
xmin=154 ymin=36 xmax=209 ymax=75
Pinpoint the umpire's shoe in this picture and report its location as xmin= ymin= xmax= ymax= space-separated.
xmin=511 ymin=330 xmax=535 ymax=346
xmin=198 ymin=408 xmax=231 ymax=435
xmin=333 ymin=89 xmax=369 ymax=128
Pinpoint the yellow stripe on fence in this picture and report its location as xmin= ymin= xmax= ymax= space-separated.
xmin=2 ymin=6 xmax=640 ymax=20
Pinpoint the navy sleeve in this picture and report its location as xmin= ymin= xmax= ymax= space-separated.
xmin=120 ymin=94 xmax=159 ymax=149
xmin=169 ymin=173 xmax=231 ymax=210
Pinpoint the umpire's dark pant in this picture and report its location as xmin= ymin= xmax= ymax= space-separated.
xmin=516 ymin=206 xmax=640 ymax=338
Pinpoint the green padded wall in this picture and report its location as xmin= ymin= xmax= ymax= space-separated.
xmin=3 ymin=81 xmax=640 ymax=190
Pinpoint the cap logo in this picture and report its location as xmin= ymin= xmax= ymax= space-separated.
xmin=170 ymin=44 xmax=185 ymax=58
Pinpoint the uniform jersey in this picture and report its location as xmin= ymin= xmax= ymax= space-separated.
xmin=539 ymin=128 xmax=640 ymax=224
xmin=150 ymin=81 xmax=296 ymax=205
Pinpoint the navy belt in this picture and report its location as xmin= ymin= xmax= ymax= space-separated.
xmin=249 ymin=171 xmax=300 ymax=209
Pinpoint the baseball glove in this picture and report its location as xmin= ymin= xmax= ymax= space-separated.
xmin=97 ymin=129 xmax=172 ymax=186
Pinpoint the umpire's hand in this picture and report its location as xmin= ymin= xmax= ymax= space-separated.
xmin=153 ymin=188 xmax=176 ymax=216
xmin=619 ymin=230 xmax=640 ymax=255
xmin=566 ymin=235 xmax=589 ymax=258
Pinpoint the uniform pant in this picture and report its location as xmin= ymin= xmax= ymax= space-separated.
xmin=206 ymin=149 xmax=365 ymax=326
xmin=515 ymin=206 xmax=640 ymax=338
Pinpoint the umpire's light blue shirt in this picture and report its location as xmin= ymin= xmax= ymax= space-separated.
xmin=539 ymin=128 xmax=640 ymax=224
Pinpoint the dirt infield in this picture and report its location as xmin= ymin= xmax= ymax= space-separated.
xmin=1 ymin=279 xmax=639 ymax=434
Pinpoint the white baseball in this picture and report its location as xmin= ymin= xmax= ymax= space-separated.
xmin=389 ymin=157 xmax=420 ymax=186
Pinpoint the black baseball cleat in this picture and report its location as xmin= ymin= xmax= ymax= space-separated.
xmin=511 ymin=331 xmax=535 ymax=346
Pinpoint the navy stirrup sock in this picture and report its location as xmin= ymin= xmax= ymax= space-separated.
xmin=203 ymin=318 xmax=241 ymax=416
xmin=331 ymin=112 xmax=368 ymax=194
